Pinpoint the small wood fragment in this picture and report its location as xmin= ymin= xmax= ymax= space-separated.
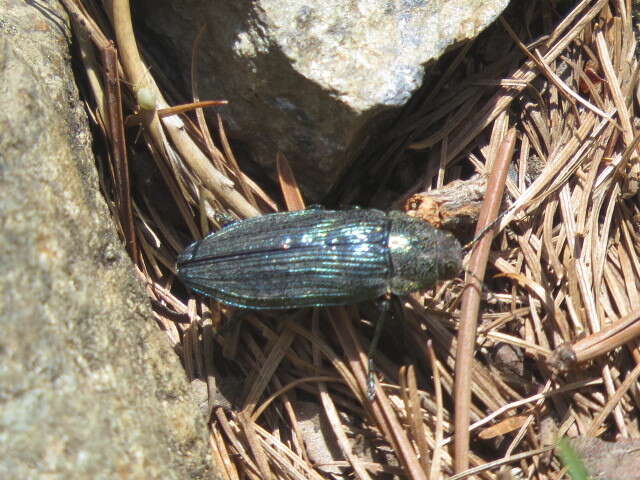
xmin=404 ymin=176 xmax=485 ymax=239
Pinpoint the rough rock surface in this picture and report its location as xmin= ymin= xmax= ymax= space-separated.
xmin=568 ymin=437 xmax=640 ymax=480
xmin=0 ymin=2 xmax=216 ymax=478
xmin=136 ymin=0 xmax=510 ymax=199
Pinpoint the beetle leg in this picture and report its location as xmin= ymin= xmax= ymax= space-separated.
xmin=366 ymin=297 xmax=390 ymax=400
xmin=214 ymin=211 xmax=238 ymax=227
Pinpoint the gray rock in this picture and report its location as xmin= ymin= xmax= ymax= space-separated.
xmin=136 ymin=0 xmax=510 ymax=199
xmin=0 ymin=2 xmax=216 ymax=478
xmin=568 ymin=437 xmax=640 ymax=480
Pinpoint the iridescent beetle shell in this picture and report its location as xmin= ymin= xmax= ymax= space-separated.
xmin=177 ymin=209 xmax=461 ymax=309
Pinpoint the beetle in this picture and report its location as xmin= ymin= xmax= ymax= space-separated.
xmin=176 ymin=208 xmax=462 ymax=308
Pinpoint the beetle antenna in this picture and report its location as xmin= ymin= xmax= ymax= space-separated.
xmin=461 ymin=210 xmax=508 ymax=253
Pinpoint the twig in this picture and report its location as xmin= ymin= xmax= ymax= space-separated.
xmin=110 ymin=0 xmax=259 ymax=218
xmin=427 ymin=341 xmax=444 ymax=480
xmin=454 ymin=128 xmax=516 ymax=473
xmin=328 ymin=308 xmax=428 ymax=480
xmin=102 ymin=44 xmax=138 ymax=263
xmin=276 ymin=152 xmax=306 ymax=211
xmin=549 ymin=308 xmax=640 ymax=370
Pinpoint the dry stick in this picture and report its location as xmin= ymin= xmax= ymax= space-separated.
xmin=448 ymin=446 xmax=554 ymax=480
xmin=318 ymin=378 xmax=372 ymax=480
xmin=399 ymin=366 xmax=431 ymax=475
xmin=215 ymin=409 xmax=261 ymax=477
xmin=308 ymin=309 xmax=372 ymax=480
xmin=276 ymin=152 xmax=306 ymax=212
xmin=252 ymin=426 xmax=325 ymax=480
xmin=237 ymin=411 xmax=272 ymax=480
xmin=110 ymin=0 xmax=259 ymax=219
xmin=453 ymin=129 xmax=516 ymax=473
xmin=103 ymin=44 xmax=138 ymax=265
xmin=427 ymin=341 xmax=444 ymax=480
xmin=586 ymin=359 xmax=640 ymax=437
xmin=60 ymin=1 xmax=110 ymax=123
xmin=550 ymin=308 xmax=640 ymax=370
xmin=500 ymin=15 xmax=612 ymax=122
xmin=445 ymin=0 xmax=608 ymax=166
xmin=250 ymin=376 xmax=343 ymax=422
xmin=62 ymin=1 xmax=139 ymax=261
xmin=210 ymin=424 xmax=239 ymax=480
xmin=328 ymin=308 xmax=428 ymax=480
xmin=124 ymin=100 xmax=229 ymax=126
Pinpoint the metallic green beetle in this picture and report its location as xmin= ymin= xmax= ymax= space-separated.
xmin=177 ymin=208 xmax=462 ymax=309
